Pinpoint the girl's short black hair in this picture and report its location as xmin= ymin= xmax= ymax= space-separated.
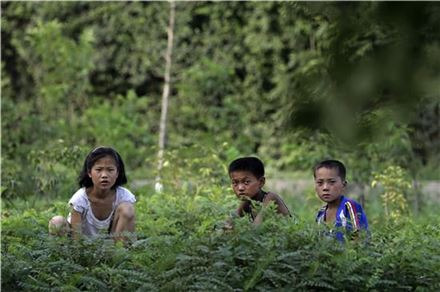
xmin=78 ymin=146 xmax=127 ymax=189
xmin=228 ymin=157 xmax=265 ymax=179
xmin=313 ymin=159 xmax=346 ymax=181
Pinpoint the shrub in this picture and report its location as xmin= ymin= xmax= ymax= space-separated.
xmin=2 ymin=182 xmax=439 ymax=291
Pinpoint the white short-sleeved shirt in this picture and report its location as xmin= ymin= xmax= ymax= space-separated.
xmin=67 ymin=186 xmax=136 ymax=237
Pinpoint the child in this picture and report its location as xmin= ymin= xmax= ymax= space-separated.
xmin=313 ymin=159 xmax=368 ymax=242
xmin=48 ymin=146 xmax=136 ymax=243
xmin=228 ymin=157 xmax=290 ymax=225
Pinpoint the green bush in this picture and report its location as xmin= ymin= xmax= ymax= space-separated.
xmin=1 ymin=141 xmax=86 ymax=205
xmin=2 ymin=179 xmax=439 ymax=291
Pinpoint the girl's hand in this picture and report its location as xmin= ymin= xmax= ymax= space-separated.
xmin=70 ymin=210 xmax=82 ymax=239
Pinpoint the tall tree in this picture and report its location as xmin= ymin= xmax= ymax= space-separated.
xmin=155 ymin=1 xmax=176 ymax=192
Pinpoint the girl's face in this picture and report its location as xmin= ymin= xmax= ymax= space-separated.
xmin=88 ymin=155 xmax=119 ymax=190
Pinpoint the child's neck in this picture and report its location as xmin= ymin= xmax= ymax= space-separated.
xmin=88 ymin=187 xmax=114 ymax=199
xmin=327 ymin=197 xmax=342 ymax=210
xmin=251 ymin=190 xmax=266 ymax=202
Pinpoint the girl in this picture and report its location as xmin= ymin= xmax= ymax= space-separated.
xmin=49 ymin=146 xmax=136 ymax=243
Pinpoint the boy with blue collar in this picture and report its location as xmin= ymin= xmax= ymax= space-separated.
xmin=314 ymin=160 xmax=369 ymax=242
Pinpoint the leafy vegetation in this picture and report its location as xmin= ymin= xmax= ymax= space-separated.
xmin=2 ymin=148 xmax=440 ymax=291
xmin=2 ymin=2 xmax=440 ymax=290
xmin=2 ymin=3 xmax=439 ymax=199
xmin=2 ymin=187 xmax=440 ymax=290
xmin=372 ymin=166 xmax=411 ymax=222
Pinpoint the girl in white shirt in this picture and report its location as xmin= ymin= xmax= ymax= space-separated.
xmin=49 ymin=146 xmax=136 ymax=243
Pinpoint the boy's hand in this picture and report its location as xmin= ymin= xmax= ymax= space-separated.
xmin=223 ymin=220 xmax=234 ymax=230
xmin=237 ymin=194 xmax=250 ymax=201
xmin=220 ymin=211 xmax=239 ymax=231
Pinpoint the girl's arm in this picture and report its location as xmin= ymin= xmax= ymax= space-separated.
xmin=70 ymin=210 xmax=82 ymax=239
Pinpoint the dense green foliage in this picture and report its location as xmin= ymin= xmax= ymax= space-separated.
xmin=2 ymin=2 xmax=439 ymax=203
xmin=2 ymin=147 xmax=440 ymax=291
xmin=2 ymin=181 xmax=440 ymax=291
xmin=2 ymin=2 xmax=440 ymax=290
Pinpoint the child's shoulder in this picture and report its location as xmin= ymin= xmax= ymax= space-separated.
xmin=116 ymin=186 xmax=136 ymax=203
xmin=116 ymin=186 xmax=134 ymax=195
xmin=264 ymin=191 xmax=291 ymax=216
xmin=342 ymin=196 xmax=365 ymax=213
xmin=68 ymin=188 xmax=88 ymax=207
xmin=343 ymin=196 xmax=362 ymax=207
xmin=70 ymin=187 xmax=87 ymax=200
xmin=265 ymin=190 xmax=279 ymax=199
xmin=264 ymin=191 xmax=284 ymax=203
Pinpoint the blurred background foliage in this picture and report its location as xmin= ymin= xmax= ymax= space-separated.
xmin=1 ymin=2 xmax=439 ymax=207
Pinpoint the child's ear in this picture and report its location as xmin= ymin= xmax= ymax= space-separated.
xmin=259 ymin=176 xmax=266 ymax=187
xmin=343 ymin=180 xmax=347 ymax=186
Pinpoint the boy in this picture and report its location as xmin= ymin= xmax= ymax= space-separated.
xmin=228 ymin=157 xmax=290 ymax=225
xmin=313 ymin=159 xmax=369 ymax=242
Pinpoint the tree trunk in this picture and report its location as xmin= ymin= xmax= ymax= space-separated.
xmin=155 ymin=1 xmax=176 ymax=192
xmin=412 ymin=179 xmax=420 ymax=215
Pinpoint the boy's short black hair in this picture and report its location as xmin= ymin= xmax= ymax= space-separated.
xmin=78 ymin=146 xmax=127 ymax=189
xmin=228 ymin=157 xmax=265 ymax=179
xmin=313 ymin=159 xmax=346 ymax=181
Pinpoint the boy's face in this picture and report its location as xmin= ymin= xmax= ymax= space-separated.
xmin=230 ymin=170 xmax=265 ymax=200
xmin=314 ymin=167 xmax=345 ymax=204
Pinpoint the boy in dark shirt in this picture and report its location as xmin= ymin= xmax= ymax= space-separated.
xmin=228 ymin=157 xmax=290 ymax=225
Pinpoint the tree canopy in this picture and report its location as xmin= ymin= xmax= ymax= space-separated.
xmin=1 ymin=2 xmax=439 ymax=200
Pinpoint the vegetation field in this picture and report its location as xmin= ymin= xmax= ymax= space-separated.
xmin=2 ymin=151 xmax=440 ymax=291
xmin=2 ymin=2 xmax=440 ymax=291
